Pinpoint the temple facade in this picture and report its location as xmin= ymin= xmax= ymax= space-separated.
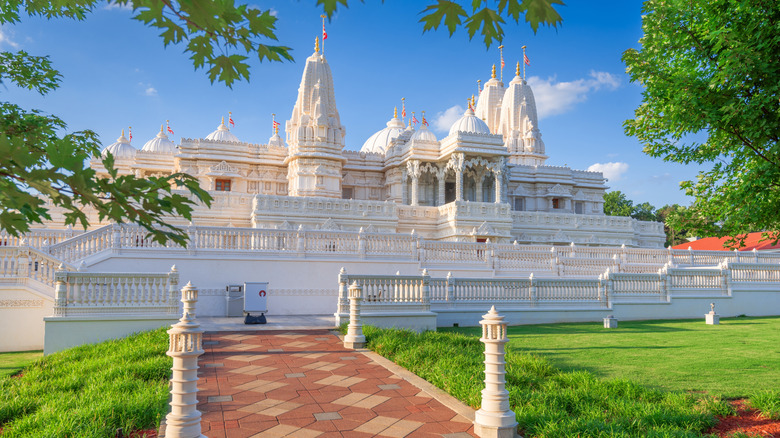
xmin=85 ymin=39 xmax=664 ymax=247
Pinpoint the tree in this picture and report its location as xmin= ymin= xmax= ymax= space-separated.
xmin=603 ymin=191 xmax=635 ymax=218
xmin=623 ymin=0 xmax=780 ymax=247
xmin=1 ymin=0 xmax=562 ymax=244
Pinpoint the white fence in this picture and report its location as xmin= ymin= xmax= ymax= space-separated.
xmin=52 ymin=266 xmax=180 ymax=317
xmin=336 ymin=260 xmax=780 ymax=321
xmin=0 ymin=247 xmax=77 ymax=285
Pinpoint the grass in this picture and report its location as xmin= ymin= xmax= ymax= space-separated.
xmin=360 ymin=325 xmax=733 ymax=437
xmin=0 ymin=327 xmax=171 ymax=438
xmin=442 ymin=316 xmax=780 ymax=398
xmin=0 ymin=351 xmax=43 ymax=379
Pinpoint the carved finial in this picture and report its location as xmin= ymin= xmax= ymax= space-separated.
xmin=394 ymin=106 xmax=398 ymax=118
xmin=160 ymin=124 xmax=164 ymax=134
xmin=516 ymin=61 xmax=520 ymax=77
xmin=315 ymin=36 xmax=319 ymax=53
xmin=340 ymin=266 xmax=346 ymax=274
xmin=171 ymin=264 xmax=177 ymax=272
xmin=491 ymin=64 xmax=496 ymax=79
xmin=422 ymin=268 xmax=428 ymax=276
xmin=447 ymin=271 xmax=452 ymax=279
xmin=57 ymin=263 xmax=64 ymax=270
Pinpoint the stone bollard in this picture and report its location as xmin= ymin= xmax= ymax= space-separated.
xmin=343 ymin=281 xmax=366 ymax=349
xmin=705 ymin=302 xmax=720 ymax=325
xmin=603 ymin=315 xmax=618 ymax=329
xmin=165 ymin=282 xmax=206 ymax=438
xmin=474 ymin=306 xmax=519 ymax=438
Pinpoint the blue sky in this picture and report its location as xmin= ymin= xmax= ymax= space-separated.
xmin=1 ymin=0 xmax=703 ymax=208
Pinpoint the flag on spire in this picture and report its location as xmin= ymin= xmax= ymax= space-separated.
xmin=128 ymin=126 xmax=132 ymax=141
xmin=524 ymin=51 xmax=530 ymax=66
xmin=228 ymin=112 xmax=235 ymax=127
xmin=272 ymin=113 xmax=280 ymax=133
xmin=412 ymin=112 xmax=419 ymax=126
xmin=166 ymin=120 xmax=174 ymax=135
xmin=321 ymin=15 xmax=328 ymax=40
xmin=401 ymin=98 xmax=406 ymax=119
xmin=421 ymin=111 xmax=428 ymax=127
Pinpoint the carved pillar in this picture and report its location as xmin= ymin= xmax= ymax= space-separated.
xmin=475 ymin=170 xmax=484 ymax=203
xmin=408 ymin=160 xmax=421 ymax=206
xmin=401 ymin=169 xmax=408 ymax=205
xmin=437 ymin=168 xmax=446 ymax=206
xmin=494 ymin=169 xmax=503 ymax=204
xmin=451 ymin=153 xmax=465 ymax=202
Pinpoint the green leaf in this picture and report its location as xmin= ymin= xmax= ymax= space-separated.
xmin=419 ymin=0 xmax=468 ymax=36
xmin=464 ymin=7 xmax=505 ymax=47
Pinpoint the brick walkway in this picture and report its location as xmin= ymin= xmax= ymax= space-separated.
xmin=197 ymin=330 xmax=477 ymax=438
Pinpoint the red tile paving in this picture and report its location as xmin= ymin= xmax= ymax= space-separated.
xmin=197 ymin=329 xmax=477 ymax=437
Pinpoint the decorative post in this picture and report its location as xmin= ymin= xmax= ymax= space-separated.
xmin=358 ymin=227 xmax=366 ymax=259
xmin=336 ymin=267 xmax=349 ymax=323
xmin=549 ymin=247 xmax=557 ymax=275
xmin=112 ymin=223 xmax=121 ymax=250
xmin=705 ymin=302 xmax=720 ymax=325
xmin=296 ymin=224 xmax=305 ymax=258
xmin=528 ymin=273 xmax=537 ymax=307
xmin=165 ymin=282 xmax=205 ymax=438
xmin=167 ymin=265 xmax=180 ymax=314
xmin=569 ymin=242 xmax=576 ymax=258
xmin=603 ymin=315 xmax=618 ymax=329
xmin=688 ymin=246 xmax=694 ymax=266
xmin=54 ymin=264 xmax=68 ymax=317
xmin=344 ymin=281 xmax=366 ymax=349
xmin=446 ymin=272 xmax=454 ymax=302
xmin=421 ymin=268 xmax=431 ymax=311
xmin=187 ymin=222 xmax=198 ymax=255
xmin=474 ymin=306 xmax=518 ymax=438
xmin=719 ymin=259 xmax=732 ymax=296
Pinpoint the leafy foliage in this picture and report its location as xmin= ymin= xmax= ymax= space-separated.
xmin=420 ymin=0 xmax=564 ymax=48
xmin=0 ymin=48 xmax=211 ymax=245
xmin=623 ymin=0 xmax=780 ymax=247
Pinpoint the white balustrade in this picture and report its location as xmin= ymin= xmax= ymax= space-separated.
xmin=0 ymin=247 xmax=76 ymax=284
xmin=48 ymin=224 xmax=114 ymax=262
xmin=609 ymin=273 xmax=664 ymax=298
xmin=53 ymin=266 xmax=179 ymax=317
xmin=0 ymin=228 xmax=80 ymax=249
xmin=667 ymin=268 xmax=723 ymax=292
xmin=730 ymin=263 xmax=780 ymax=283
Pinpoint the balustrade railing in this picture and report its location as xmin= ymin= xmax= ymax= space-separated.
xmin=48 ymin=225 xmax=114 ymax=262
xmin=667 ymin=268 xmax=723 ymax=291
xmin=730 ymin=262 xmax=780 ymax=283
xmin=0 ymin=228 xmax=81 ymax=249
xmin=0 ymin=247 xmax=76 ymax=286
xmin=608 ymin=273 xmax=665 ymax=298
xmin=422 ymin=241 xmax=488 ymax=263
xmin=53 ymin=266 xmax=179 ymax=317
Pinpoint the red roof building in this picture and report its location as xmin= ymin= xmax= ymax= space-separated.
xmin=672 ymin=231 xmax=780 ymax=251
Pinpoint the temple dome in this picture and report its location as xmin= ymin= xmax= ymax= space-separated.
xmin=205 ymin=117 xmax=240 ymax=142
xmin=141 ymin=126 xmax=176 ymax=153
xmin=268 ymin=132 xmax=285 ymax=147
xmin=101 ymin=130 xmax=136 ymax=159
xmin=449 ymin=107 xmax=491 ymax=136
xmin=360 ymin=112 xmax=405 ymax=154
xmin=498 ymin=68 xmax=539 ymax=139
xmin=409 ymin=124 xmax=437 ymax=143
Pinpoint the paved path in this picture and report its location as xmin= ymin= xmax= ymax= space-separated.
xmin=197 ymin=329 xmax=477 ymax=438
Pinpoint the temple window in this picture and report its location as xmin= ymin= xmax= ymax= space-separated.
xmin=514 ymin=197 xmax=525 ymax=211
xmin=575 ymin=201 xmax=584 ymax=214
xmin=342 ymin=187 xmax=354 ymax=199
xmin=552 ymin=198 xmax=560 ymax=209
xmin=215 ymin=179 xmax=231 ymax=191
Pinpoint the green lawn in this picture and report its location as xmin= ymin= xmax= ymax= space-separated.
xmin=443 ymin=316 xmax=780 ymax=398
xmin=0 ymin=328 xmax=171 ymax=438
xmin=0 ymin=351 xmax=43 ymax=379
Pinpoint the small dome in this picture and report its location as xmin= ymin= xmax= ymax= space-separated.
xmin=205 ymin=117 xmax=240 ymax=142
xmin=409 ymin=124 xmax=437 ymax=143
xmin=102 ymin=130 xmax=137 ymax=159
xmin=268 ymin=132 xmax=285 ymax=147
xmin=141 ymin=126 xmax=177 ymax=153
xmin=360 ymin=113 xmax=405 ymax=154
xmin=449 ymin=107 xmax=491 ymax=136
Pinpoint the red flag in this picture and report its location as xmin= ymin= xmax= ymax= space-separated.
xmin=273 ymin=120 xmax=280 ymax=130
xmin=524 ymin=52 xmax=530 ymax=66
xmin=412 ymin=114 xmax=419 ymax=125
xmin=501 ymin=56 xmax=505 ymax=70
xmin=228 ymin=112 xmax=235 ymax=127
xmin=322 ymin=22 xmax=328 ymax=40
xmin=166 ymin=120 xmax=174 ymax=135
xmin=128 ymin=126 xmax=132 ymax=141
xmin=401 ymin=99 xmax=406 ymax=118
xmin=422 ymin=115 xmax=428 ymax=127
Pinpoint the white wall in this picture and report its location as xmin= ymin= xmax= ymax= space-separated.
xmin=0 ymin=285 xmax=54 ymax=352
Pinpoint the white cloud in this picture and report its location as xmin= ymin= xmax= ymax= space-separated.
xmin=144 ymin=87 xmax=158 ymax=96
xmin=588 ymin=162 xmax=629 ymax=181
xmin=268 ymin=8 xmax=278 ymax=17
xmin=103 ymin=1 xmax=133 ymax=11
xmin=527 ymin=70 xmax=620 ymax=119
xmin=0 ymin=26 xmax=19 ymax=49
xmin=432 ymin=105 xmax=464 ymax=133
